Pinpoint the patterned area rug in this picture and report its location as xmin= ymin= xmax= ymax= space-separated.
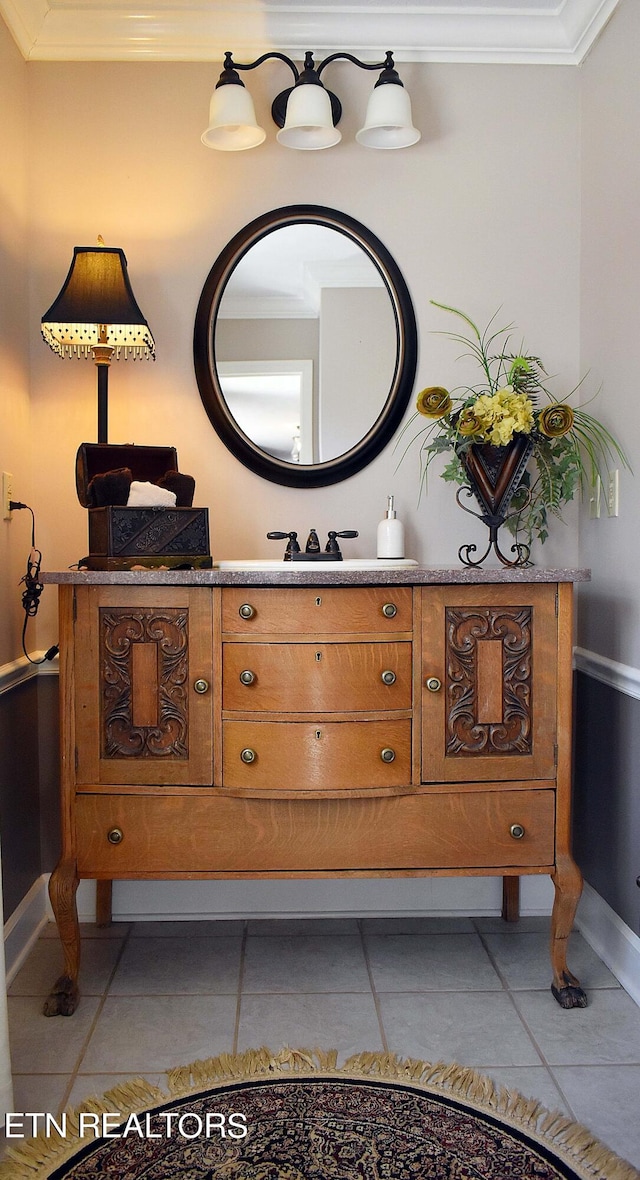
xmin=2 ymin=1049 xmax=638 ymax=1180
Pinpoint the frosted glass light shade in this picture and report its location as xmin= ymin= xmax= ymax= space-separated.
xmin=201 ymin=84 xmax=266 ymax=151
xmin=276 ymin=83 xmax=341 ymax=150
xmin=356 ymin=83 xmax=420 ymax=149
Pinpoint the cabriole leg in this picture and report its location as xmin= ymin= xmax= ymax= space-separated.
xmin=44 ymin=858 xmax=81 ymax=1016
xmin=550 ymin=856 xmax=587 ymax=1008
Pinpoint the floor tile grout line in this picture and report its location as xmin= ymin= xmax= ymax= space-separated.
xmin=502 ymin=987 xmax=580 ymax=1122
xmin=57 ymin=923 xmax=135 ymax=1114
xmin=233 ymin=921 xmax=249 ymax=1054
xmin=357 ymin=919 xmax=389 ymax=1053
xmin=472 ymin=924 xmax=580 ymax=1113
xmin=473 ymin=926 xmax=519 ymax=994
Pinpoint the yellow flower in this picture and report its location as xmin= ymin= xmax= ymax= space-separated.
xmin=416 ymin=386 xmax=452 ymax=419
xmin=468 ymin=388 xmax=534 ymax=445
xmin=490 ymin=417 xmax=519 ymax=446
xmin=538 ymin=404 xmax=575 ymax=438
xmin=457 ymin=408 xmax=484 ymax=437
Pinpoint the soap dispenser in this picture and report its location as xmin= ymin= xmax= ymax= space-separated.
xmin=377 ymin=495 xmax=405 ymax=559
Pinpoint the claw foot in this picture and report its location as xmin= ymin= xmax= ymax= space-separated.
xmin=551 ymin=972 xmax=588 ymax=1009
xmin=43 ymin=974 xmax=79 ymax=1017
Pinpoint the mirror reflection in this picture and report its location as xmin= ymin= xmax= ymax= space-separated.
xmin=214 ymin=224 xmax=397 ymax=465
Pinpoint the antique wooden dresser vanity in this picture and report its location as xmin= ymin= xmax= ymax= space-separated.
xmin=42 ymin=564 xmax=589 ymax=1015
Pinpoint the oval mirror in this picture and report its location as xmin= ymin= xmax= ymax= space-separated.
xmin=193 ymin=205 xmax=417 ymax=488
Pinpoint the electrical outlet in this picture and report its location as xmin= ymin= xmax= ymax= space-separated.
xmin=2 ymin=472 xmax=13 ymax=521
xmin=607 ymin=469 xmax=619 ymax=517
xmin=589 ymin=475 xmax=601 ymax=519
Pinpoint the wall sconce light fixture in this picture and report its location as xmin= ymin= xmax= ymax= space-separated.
xmin=202 ymin=50 xmax=420 ymax=151
xmin=41 ymin=240 xmax=155 ymax=444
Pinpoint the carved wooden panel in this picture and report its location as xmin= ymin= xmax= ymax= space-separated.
xmin=445 ymin=605 xmax=532 ymax=757
xmin=100 ymin=608 xmax=189 ymax=759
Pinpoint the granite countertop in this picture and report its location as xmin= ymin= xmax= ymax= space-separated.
xmin=42 ymin=565 xmax=590 ymax=586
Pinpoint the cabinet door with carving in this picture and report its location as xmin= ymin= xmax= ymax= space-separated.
xmin=74 ymin=586 xmax=214 ymax=786
xmin=422 ymin=584 xmax=558 ymax=783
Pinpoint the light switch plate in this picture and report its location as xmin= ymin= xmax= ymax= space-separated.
xmin=589 ymin=475 xmax=601 ymax=519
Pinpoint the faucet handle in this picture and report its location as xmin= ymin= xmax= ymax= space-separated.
xmin=325 ymin=530 xmax=359 ymax=554
xmin=267 ymin=530 xmax=300 ymax=559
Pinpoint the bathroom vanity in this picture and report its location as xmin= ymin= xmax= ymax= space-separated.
xmin=43 ymin=563 xmax=589 ymax=1015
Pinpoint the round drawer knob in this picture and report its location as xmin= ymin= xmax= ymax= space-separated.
xmin=239 ymin=669 xmax=256 ymax=686
xmin=381 ymin=669 xmax=396 ymax=685
xmin=426 ymin=677 xmax=442 ymax=693
xmin=382 ymin=602 xmax=397 ymax=618
xmin=239 ymin=603 xmax=255 ymax=620
xmin=380 ymin=747 xmax=396 ymax=763
xmin=509 ymin=823 xmax=526 ymax=840
xmin=193 ymin=678 xmax=209 ymax=695
xmin=240 ymin=748 xmax=257 ymax=764
xmin=107 ymin=828 xmax=124 ymax=845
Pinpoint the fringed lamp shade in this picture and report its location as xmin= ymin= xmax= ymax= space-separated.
xmin=41 ymin=246 xmax=155 ymax=360
xmin=41 ymin=244 xmax=155 ymax=443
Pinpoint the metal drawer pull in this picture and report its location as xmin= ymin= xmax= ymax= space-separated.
xmin=239 ymin=669 xmax=256 ymax=686
xmin=193 ymin=678 xmax=209 ymax=694
xmin=426 ymin=677 xmax=442 ymax=693
xmin=509 ymin=823 xmax=525 ymax=840
xmin=238 ymin=603 xmax=255 ymax=619
xmin=382 ymin=602 xmax=397 ymax=618
xmin=380 ymin=747 xmax=396 ymax=763
xmin=107 ymin=828 xmax=124 ymax=845
xmin=381 ymin=669 xmax=396 ymax=685
xmin=240 ymin=748 xmax=257 ymax=764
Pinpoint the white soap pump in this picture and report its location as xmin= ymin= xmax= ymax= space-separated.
xmin=377 ymin=495 xmax=405 ymax=559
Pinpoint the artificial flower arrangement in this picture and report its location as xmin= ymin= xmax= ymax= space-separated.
xmin=400 ymin=301 xmax=629 ymax=547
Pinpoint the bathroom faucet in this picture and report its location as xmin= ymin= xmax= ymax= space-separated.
xmin=267 ymin=530 xmax=358 ymax=561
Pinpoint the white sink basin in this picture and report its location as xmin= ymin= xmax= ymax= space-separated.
xmin=215 ymin=558 xmax=419 ymax=571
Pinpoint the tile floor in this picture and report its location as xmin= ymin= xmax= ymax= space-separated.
xmin=5 ymin=914 xmax=640 ymax=1169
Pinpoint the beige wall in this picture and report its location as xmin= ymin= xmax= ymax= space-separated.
xmin=21 ymin=58 xmax=581 ymax=644
xmin=0 ymin=19 xmax=32 ymax=667
xmin=578 ymin=0 xmax=640 ymax=666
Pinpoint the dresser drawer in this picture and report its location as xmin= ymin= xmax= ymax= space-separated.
xmin=222 ymin=719 xmax=412 ymax=790
xmin=75 ymin=788 xmax=554 ymax=875
xmin=223 ymin=642 xmax=412 ymax=712
xmin=222 ymin=587 xmax=412 ymax=635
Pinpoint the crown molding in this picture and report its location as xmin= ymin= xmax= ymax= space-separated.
xmin=0 ymin=0 xmax=621 ymax=65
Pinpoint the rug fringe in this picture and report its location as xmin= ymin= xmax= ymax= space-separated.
xmin=166 ymin=1047 xmax=639 ymax=1180
xmin=2 ymin=1047 xmax=637 ymax=1180
xmin=0 ymin=1079 xmax=166 ymax=1179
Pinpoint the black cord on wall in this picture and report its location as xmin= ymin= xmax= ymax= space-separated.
xmin=10 ymin=501 xmax=59 ymax=665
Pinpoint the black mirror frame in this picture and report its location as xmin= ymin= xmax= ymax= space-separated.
xmin=193 ymin=205 xmax=418 ymax=488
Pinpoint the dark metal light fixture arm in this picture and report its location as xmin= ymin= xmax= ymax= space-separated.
xmin=316 ymin=50 xmax=395 ymax=77
xmin=222 ymin=50 xmax=300 ymax=83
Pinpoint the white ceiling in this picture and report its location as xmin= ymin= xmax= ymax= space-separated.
xmin=0 ymin=0 xmax=620 ymax=64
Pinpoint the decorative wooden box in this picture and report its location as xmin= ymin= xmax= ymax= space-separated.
xmin=75 ymin=443 xmax=211 ymax=570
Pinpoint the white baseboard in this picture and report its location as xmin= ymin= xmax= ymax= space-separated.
xmin=576 ymin=881 xmax=640 ymax=1007
xmin=75 ymin=875 xmax=555 ymax=923
xmin=3 ymin=875 xmax=50 ymax=985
